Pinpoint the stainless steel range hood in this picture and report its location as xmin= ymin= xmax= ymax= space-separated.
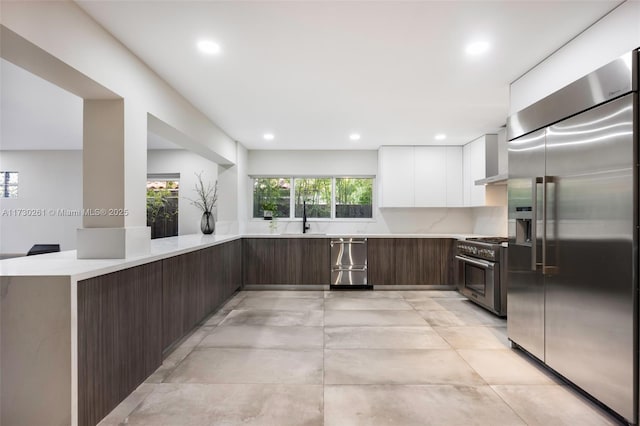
xmin=475 ymin=127 xmax=507 ymax=185
xmin=475 ymin=173 xmax=507 ymax=185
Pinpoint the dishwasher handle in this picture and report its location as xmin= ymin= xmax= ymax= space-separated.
xmin=331 ymin=239 xmax=367 ymax=246
xmin=331 ymin=266 xmax=367 ymax=272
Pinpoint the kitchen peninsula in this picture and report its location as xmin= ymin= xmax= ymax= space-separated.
xmin=1 ymin=232 xmax=476 ymax=426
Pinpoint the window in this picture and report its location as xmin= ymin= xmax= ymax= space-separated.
xmin=294 ymin=178 xmax=331 ymax=218
xmin=251 ymin=176 xmax=373 ymax=219
xmin=335 ymin=178 xmax=373 ymax=218
xmin=1 ymin=171 xmax=18 ymax=198
xmin=253 ymin=178 xmax=291 ymax=218
xmin=146 ymin=175 xmax=179 ymax=239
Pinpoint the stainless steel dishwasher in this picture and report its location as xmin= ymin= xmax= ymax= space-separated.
xmin=330 ymin=237 xmax=370 ymax=289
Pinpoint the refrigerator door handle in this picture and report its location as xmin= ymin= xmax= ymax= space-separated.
xmin=532 ymin=177 xmax=543 ymax=271
xmin=542 ymin=176 xmax=559 ymax=276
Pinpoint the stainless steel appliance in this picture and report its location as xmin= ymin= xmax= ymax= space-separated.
xmin=330 ymin=237 xmax=369 ymax=289
xmin=507 ymin=49 xmax=638 ymax=424
xmin=456 ymin=237 xmax=507 ymax=316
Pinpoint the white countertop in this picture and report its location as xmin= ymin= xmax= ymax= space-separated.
xmin=0 ymin=233 xmax=490 ymax=279
xmin=243 ymin=233 xmax=484 ymax=239
xmin=0 ymin=234 xmax=241 ymax=280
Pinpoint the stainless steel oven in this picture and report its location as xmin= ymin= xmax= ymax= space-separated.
xmin=456 ymin=237 xmax=507 ymax=316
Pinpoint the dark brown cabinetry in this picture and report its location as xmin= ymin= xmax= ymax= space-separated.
xmin=243 ymin=238 xmax=329 ymax=285
xmin=77 ymin=262 xmax=163 ymax=426
xmin=78 ymin=239 xmax=242 ymax=426
xmin=300 ymin=238 xmax=330 ymax=284
xmin=162 ymin=240 xmax=242 ymax=350
xmin=75 ymin=236 xmax=453 ymax=426
xmin=368 ymin=238 xmax=396 ymax=285
xmin=368 ymin=238 xmax=455 ymax=286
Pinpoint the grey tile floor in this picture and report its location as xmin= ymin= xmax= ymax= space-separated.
xmin=99 ymin=290 xmax=621 ymax=426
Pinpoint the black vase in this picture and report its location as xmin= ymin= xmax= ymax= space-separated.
xmin=200 ymin=211 xmax=215 ymax=234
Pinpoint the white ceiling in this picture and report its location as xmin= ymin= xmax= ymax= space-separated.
xmin=75 ymin=0 xmax=621 ymax=150
xmin=1 ymin=1 xmax=622 ymax=152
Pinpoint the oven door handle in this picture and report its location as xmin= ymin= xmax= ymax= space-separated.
xmin=455 ymin=255 xmax=495 ymax=270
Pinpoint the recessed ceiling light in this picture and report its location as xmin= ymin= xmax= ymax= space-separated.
xmin=435 ymin=133 xmax=447 ymax=141
xmin=349 ymin=133 xmax=361 ymax=141
xmin=197 ymin=40 xmax=221 ymax=55
xmin=263 ymin=133 xmax=275 ymax=141
xmin=465 ymin=40 xmax=490 ymax=56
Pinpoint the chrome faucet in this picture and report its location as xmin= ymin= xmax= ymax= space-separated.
xmin=303 ymin=201 xmax=310 ymax=233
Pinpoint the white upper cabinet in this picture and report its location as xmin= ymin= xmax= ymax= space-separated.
xmin=379 ymin=136 xmax=495 ymax=208
xmin=378 ymin=146 xmax=415 ymax=207
xmin=414 ymin=147 xmax=446 ymax=207
xmin=379 ymin=146 xmax=463 ymax=208
xmin=445 ymin=146 xmax=463 ymax=206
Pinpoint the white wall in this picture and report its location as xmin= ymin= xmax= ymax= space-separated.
xmin=510 ymin=0 xmax=640 ymax=114
xmin=147 ymin=150 xmax=219 ymax=236
xmin=0 ymin=148 xmax=225 ymax=254
xmin=217 ymin=143 xmax=249 ymax=235
xmin=245 ymin=149 xmax=507 ymax=236
xmin=248 ymin=150 xmax=378 ymax=176
xmin=237 ymin=144 xmax=250 ymax=234
xmin=473 ymin=185 xmax=507 ymax=236
xmin=0 ymin=151 xmax=82 ymax=254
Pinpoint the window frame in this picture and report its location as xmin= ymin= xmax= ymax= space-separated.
xmin=1 ymin=171 xmax=19 ymax=199
xmin=250 ymin=175 xmax=376 ymax=221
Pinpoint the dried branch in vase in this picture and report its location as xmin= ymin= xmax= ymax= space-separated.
xmin=186 ymin=171 xmax=218 ymax=213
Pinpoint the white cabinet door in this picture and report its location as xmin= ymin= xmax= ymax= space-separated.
xmin=463 ymin=143 xmax=472 ymax=205
xmin=379 ymin=145 xmax=465 ymax=208
xmin=378 ymin=146 xmax=415 ymax=207
xmin=414 ymin=147 xmax=446 ymax=207
xmin=463 ymin=137 xmax=486 ymax=206
xmin=445 ymin=146 xmax=463 ymax=206
xmin=469 ymin=139 xmax=486 ymax=206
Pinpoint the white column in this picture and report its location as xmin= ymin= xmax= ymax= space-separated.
xmin=77 ymin=99 xmax=149 ymax=258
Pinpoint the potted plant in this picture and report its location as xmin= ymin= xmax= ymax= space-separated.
xmin=187 ymin=172 xmax=218 ymax=234
xmin=261 ymin=201 xmax=277 ymax=220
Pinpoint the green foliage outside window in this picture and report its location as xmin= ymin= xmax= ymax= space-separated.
xmin=294 ymin=178 xmax=332 ymax=218
xmin=335 ymin=178 xmax=373 ymax=218
xmin=146 ymin=180 xmax=179 ymax=239
xmin=146 ymin=188 xmax=176 ymax=224
xmin=252 ymin=176 xmax=373 ymax=219
xmin=253 ymin=178 xmax=291 ymax=218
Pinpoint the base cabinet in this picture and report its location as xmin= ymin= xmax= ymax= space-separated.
xmin=162 ymin=240 xmax=242 ymax=350
xmin=74 ymin=236 xmax=454 ymax=426
xmin=78 ymin=262 xmax=163 ymax=426
xmin=78 ymin=240 xmax=241 ymax=426
xmin=243 ymin=238 xmax=329 ymax=285
xmin=368 ymin=238 xmax=455 ymax=286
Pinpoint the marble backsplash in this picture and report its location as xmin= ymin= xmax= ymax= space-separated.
xmin=242 ymin=207 xmax=506 ymax=236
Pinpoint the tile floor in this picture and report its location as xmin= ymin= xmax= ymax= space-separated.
xmin=99 ymin=290 xmax=621 ymax=426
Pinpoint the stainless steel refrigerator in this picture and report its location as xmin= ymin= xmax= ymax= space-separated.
xmin=507 ymin=49 xmax=638 ymax=424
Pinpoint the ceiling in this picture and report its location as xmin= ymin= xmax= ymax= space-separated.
xmin=1 ymin=1 xmax=622 ymax=152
